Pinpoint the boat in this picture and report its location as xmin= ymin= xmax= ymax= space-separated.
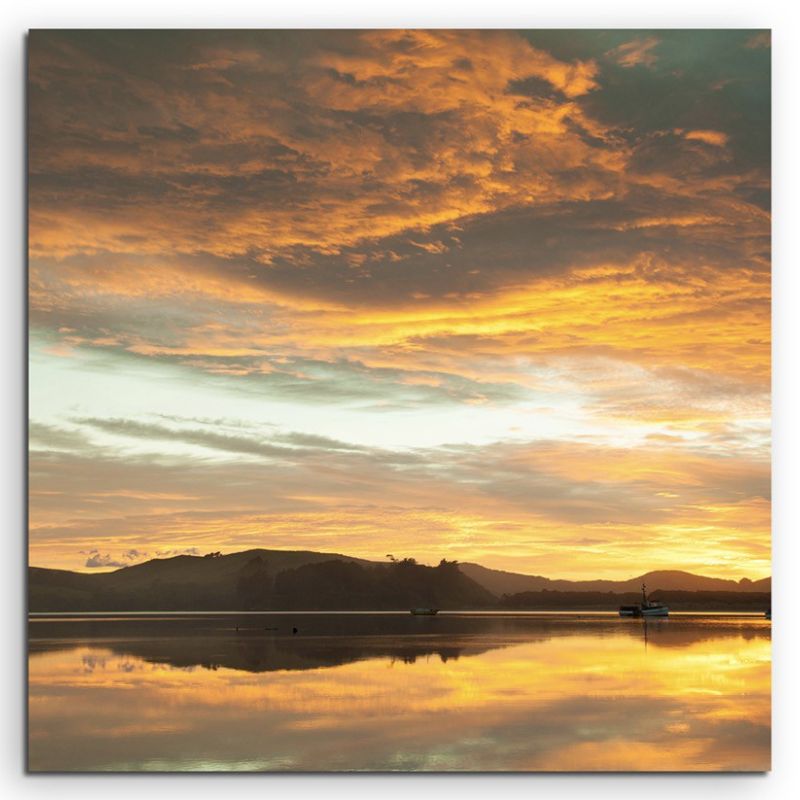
xmin=618 ymin=583 xmax=669 ymax=617
xmin=410 ymin=607 xmax=439 ymax=615
xmin=639 ymin=601 xmax=669 ymax=617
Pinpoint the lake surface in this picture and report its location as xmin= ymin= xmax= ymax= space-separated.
xmin=28 ymin=612 xmax=771 ymax=772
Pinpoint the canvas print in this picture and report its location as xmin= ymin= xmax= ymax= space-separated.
xmin=27 ymin=30 xmax=771 ymax=772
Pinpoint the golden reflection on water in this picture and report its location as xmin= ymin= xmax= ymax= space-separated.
xmin=28 ymin=618 xmax=770 ymax=772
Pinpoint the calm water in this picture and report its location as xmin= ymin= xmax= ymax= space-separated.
xmin=28 ymin=612 xmax=771 ymax=772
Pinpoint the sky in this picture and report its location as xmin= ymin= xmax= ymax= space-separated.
xmin=27 ymin=29 xmax=771 ymax=579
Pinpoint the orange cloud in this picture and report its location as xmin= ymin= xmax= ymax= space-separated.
xmin=28 ymin=30 xmax=614 ymax=263
xmin=683 ymin=129 xmax=730 ymax=147
xmin=607 ymin=37 xmax=660 ymax=68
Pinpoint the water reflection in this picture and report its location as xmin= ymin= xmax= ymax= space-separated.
xmin=28 ymin=613 xmax=770 ymax=772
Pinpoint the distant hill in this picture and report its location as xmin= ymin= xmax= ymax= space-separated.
xmin=28 ymin=548 xmax=770 ymax=612
xmin=29 ymin=550 xmax=494 ymax=612
xmin=459 ymin=563 xmax=771 ymax=597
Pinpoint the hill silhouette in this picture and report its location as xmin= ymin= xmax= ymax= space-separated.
xmin=459 ymin=563 xmax=770 ymax=596
xmin=28 ymin=548 xmax=770 ymax=612
xmin=29 ymin=550 xmax=494 ymax=611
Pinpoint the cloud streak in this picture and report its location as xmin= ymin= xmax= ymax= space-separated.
xmin=29 ymin=418 xmax=770 ymax=579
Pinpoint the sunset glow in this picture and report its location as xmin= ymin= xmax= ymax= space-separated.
xmin=28 ymin=30 xmax=770 ymax=579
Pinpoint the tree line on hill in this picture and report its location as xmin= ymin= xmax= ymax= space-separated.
xmin=29 ymin=556 xmax=496 ymax=612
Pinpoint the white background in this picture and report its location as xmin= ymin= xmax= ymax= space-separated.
xmin=2 ymin=1 xmax=798 ymax=798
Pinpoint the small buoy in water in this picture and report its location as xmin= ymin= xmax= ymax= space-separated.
xmin=292 ymin=627 xmax=298 ymax=635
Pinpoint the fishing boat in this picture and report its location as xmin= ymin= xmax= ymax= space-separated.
xmin=618 ymin=583 xmax=669 ymax=617
xmin=410 ymin=607 xmax=439 ymax=615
